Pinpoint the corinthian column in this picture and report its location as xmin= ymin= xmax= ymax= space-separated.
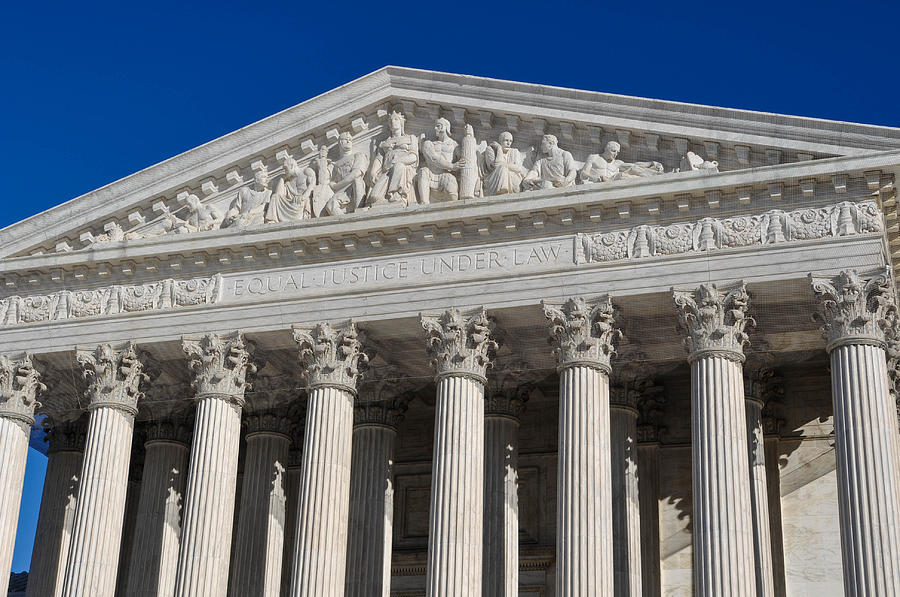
xmin=744 ymin=367 xmax=777 ymax=597
xmin=421 ymin=308 xmax=497 ymax=597
xmin=174 ymin=332 xmax=256 ymax=597
xmin=125 ymin=419 xmax=191 ymax=597
xmin=345 ymin=392 xmax=407 ymax=597
xmin=62 ymin=343 xmax=148 ymax=597
xmin=543 ymin=296 xmax=622 ymax=597
xmin=673 ymin=283 xmax=757 ymax=596
xmin=27 ymin=421 xmax=86 ymax=597
xmin=0 ymin=354 xmax=44 ymax=596
xmin=636 ymin=387 xmax=665 ymax=597
xmin=609 ymin=381 xmax=642 ymax=597
xmin=230 ymin=412 xmax=292 ymax=597
xmin=810 ymin=269 xmax=900 ymax=594
xmin=289 ymin=321 xmax=368 ymax=597
xmin=483 ymin=361 xmax=532 ymax=597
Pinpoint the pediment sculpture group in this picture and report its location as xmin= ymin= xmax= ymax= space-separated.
xmin=116 ymin=110 xmax=719 ymax=240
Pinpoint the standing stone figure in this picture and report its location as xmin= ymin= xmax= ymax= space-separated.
xmin=327 ymin=132 xmax=369 ymax=213
xmin=367 ymin=111 xmax=419 ymax=206
xmin=481 ymin=131 xmax=527 ymax=196
xmin=581 ymin=141 xmax=664 ymax=183
xmin=522 ymin=134 xmax=577 ymax=190
xmin=418 ymin=117 xmax=465 ymax=203
xmin=265 ymin=156 xmax=315 ymax=223
xmin=309 ymin=145 xmax=336 ymax=217
xmin=224 ymin=167 xmax=272 ymax=228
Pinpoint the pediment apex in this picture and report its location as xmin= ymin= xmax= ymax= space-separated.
xmin=5 ymin=66 xmax=900 ymax=261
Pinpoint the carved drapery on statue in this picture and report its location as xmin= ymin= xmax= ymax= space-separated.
xmin=182 ymin=331 xmax=257 ymax=404
xmin=421 ymin=307 xmax=498 ymax=383
xmin=76 ymin=343 xmax=149 ymax=415
xmin=673 ymin=283 xmax=754 ymax=362
xmin=0 ymin=354 xmax=44 ymax=429
xmin=542 ymin=295 xmax=622 ymax=373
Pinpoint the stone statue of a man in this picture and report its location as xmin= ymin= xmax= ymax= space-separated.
xmin=224 ymin=167 xmax=272 ymax=228
xmin=418 ymin=117 xmax=465 ymax=203
xmin=581 ymin=141 xmax=664 ymax=183
xmin=482 ymin=131 xmax=527 ymax=196
xmin=522 ymin=134 xmax=577 ymax=190
xmin=367 ymin=111 xmax=419 ymax=206
xmin=327 ymin=132 xmax=369 ymax=213
xmin=266 ymin=156 xmax=315 ymax=223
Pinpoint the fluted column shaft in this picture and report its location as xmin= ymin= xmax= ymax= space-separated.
xmin=230 ymin=429 xmax=290 ymax=597
xmin=557 ymin=365 xmax=613 ymax=595
xmin=637 ymin=443 xmax=660 ymax=597
xmin=610 ymin=404 xmax=641 ymax=597
xmin=745 ymin=398 xmax=775 ymax=597
xmin=763 ymin=436 xmax=786 ymax=597
xmin=173 ymin=396 xmax=242 ymax=596
xmin=61 ymin=406 xmax=137 ymax=596
xmin=690 ymin=355 xmax=757 ymax=595
xmin=829 ymin=343 xmax=900 ymax=594
xmin=346 ymin=424 xmax=397 ymax=597
xmin=426 ymin=375 xmax=484 ymax=597
xmin=125 ymin=437 xmax=190 ymax=597
xmin=483 ymin=413 xmax=519 ymax=597
xmin=280 ymin=455 xmax=301 ymax=597
xmin=290 ymin=385 xmax=355 ymax=596
xmin=0 ymin=416 xmax=30 ymax=595
xmin=27 ymin=447 xmax=83 ymax=597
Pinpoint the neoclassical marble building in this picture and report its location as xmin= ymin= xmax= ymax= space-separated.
xmin=1 ymin=67 xmax=900 ymax=597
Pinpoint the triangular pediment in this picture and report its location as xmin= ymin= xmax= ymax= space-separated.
xmin=4 ymin=66 xmax=900 ymax=261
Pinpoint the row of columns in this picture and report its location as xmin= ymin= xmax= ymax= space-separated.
xmin=1 ymin=269 xmax=899 ymax=595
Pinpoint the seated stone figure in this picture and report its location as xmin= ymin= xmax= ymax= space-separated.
xmin=581 ymin=141 xmax=664 ymax=183
xmin=367 ymin=111 xmax=419 ymax=206
xmin=418 ymin=118 xmax=464 ymax=203
xmin=522 ymin=134 xmax=577 ymax=190
xmin=224 ymin=167 xmax=272 ymax=228
xmin=265 ymin=156 xmax=315 ymax=223
xmin=327 ymin=132 xmax=369 ymax=213
xmin=481 ymin=131 xmax=527 ymax=196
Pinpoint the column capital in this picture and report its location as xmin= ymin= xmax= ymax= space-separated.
xmin=421 ymin=307 xmax=497 ymax=383
xmin=673 ymin=282 xmax=754 ymax=362
xmin=293 ymin=320 xmax=368 ymax=394
xmin=244 ymin=411 xmax=293 ymax=438
xmin=485 ymin=358 xmax=539 ymax=419
xmin=47 ymin=418 xmax=88 ymax=453
xmin=542 ymin=295 xmax=622 ymax=373
xmin=354 ymin=398 xmax=408 ymax=429
xmin=182 ymin=331 xmax=257 ymax=404
xmin=634 ymin=382 xmax=666 ymax=443
xmin=810 ymin=268 xmax=896 ymax=351
xmin=0 ymin=353 xmax=44 ymax=429
xmin=143 ymin=418 xmax=193 ymax=445
xmin=76 ymin=342 xmax=148 ymax=416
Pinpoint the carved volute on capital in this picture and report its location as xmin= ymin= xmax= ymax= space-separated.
xmin=810 ymin=268 xmax=897 ymax=351
xmin=635 ymin=382 xmax=666 ymax=444
xmin=293 ymin=320 xmax=369 ymax=394
xmin=0 ymin=353 xmax=45 ymax=429
xmin=673 ymin=282 xmax=754 ymax=362
xmin=542 ymin=296 xmax=622 ymax=374
xmin=182 ymin=331 xmax=257 ymax=404
xmin=421 ymin=307 xmax=498 ymax=383
xmin=76 ymin=343 xmax=149 ymax=416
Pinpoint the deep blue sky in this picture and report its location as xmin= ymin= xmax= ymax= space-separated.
xmin=5 ymin=0 xmax=899 ymax=573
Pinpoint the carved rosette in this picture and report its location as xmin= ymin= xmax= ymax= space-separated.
xmin=810 ymin=268 xmax=897 ymax=351
xmin=632 ymin=382 xmax=666 ymax=443
xmin=244 ymin=411 xmax=293 ymax=438
xmin=143 ymin=419 xmax=193 ymax=445
xmin=76 ymin=343 xmax=148 ymax=416
xmin=673 ymin=283 xmax=754 ymax=362
xmin=182 ymin=331 xmax=256 ymax=405
xmin=293 ymin=320 xmax=368 ymax=394
xmin=354 ymin=398 xmax=408 ymax=429
xmin=0 ymin=353 xmax=45 ymax=429
xmin=421 ymin=307 xmax=498 ymax=383
xmin=542 ymin=296 xmax=622 ymax=374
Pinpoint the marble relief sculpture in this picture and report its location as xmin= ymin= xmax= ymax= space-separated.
xmin=327 ymin=132 xmax=369 ymax=214
xmin=522 ymin=134 xmax=577 ymax=190
xmin=224 ymin=167 xmax=272 ymax=228
xmin=679 ymin=151 xmax=719 ymax=173
xmin=309 ymin=145 xmax=336 ymax=217
xmin=266 ymin=156 xmax=315 ymax=223
xmin=481 ymin=131 xmax=527 ymax=196
xmin=367 ymin=111 xmax=419 ymax=206
xmin=164 ymin=194 xmax=221 ymax=234
xmin=581 ymin=141 xmax=664 ymax=183
xmin=418 ymin=118 xmax=465 ymax=203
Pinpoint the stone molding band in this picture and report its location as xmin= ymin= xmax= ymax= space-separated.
xmin=687 ymin=349 xmax=746 ymax=364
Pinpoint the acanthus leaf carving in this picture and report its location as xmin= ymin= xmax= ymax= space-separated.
xmin=542 ymin=295 xmax=622 ymax=373
xmin=292 ymin=320 xmax=368 ymax=394
xmin=810 ymin=268 xmax=896 ymax=350
xmin=421 ymin=307 xmax=497 ymax=383
xmin=76 ymin=342 xmax=149 ymax=415
xmin=673 ymin=282 xmax=754 ymax=361
xmin=484 ymin=357 xmax=542 ymax=418
xmin=0 ymin=353 xmax=45 ymax=429
xmin=182 ymin=331 xmax=256 ymax=403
